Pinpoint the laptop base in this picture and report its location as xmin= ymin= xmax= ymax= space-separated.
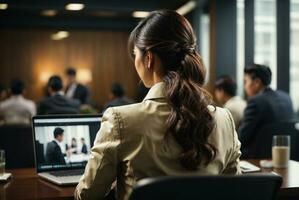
xmin=38 ymin=171 xmax=82 ymax=185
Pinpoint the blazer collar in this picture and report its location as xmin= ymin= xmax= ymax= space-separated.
xmin=263 ymin=87 xmax=273 ymax=92
xmin=143 ymin=82 xmax=166 ymax=101
xmin=260 ymin=87 xmax=273 ymax=94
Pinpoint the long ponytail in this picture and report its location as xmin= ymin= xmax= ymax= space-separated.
xmin=164 ymin=51 xmax=216 ymax=170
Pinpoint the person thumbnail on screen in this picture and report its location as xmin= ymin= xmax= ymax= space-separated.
xmin=35 ymin=125 xmax=91 ymax=167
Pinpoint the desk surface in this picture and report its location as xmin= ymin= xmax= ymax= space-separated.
xmin=1 ymin=168 xmax=75 ymax=200
xmin=249 ymin=159 xmax=299 ymax=198
xmin=1 ymin=160 xmax=299 ymax=199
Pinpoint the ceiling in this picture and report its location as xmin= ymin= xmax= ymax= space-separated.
xmin=0 ymin=0 xmax=191 ymax=30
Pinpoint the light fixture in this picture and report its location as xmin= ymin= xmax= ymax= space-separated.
xmin=0 ymin=3 xmax=8 ymax=10
xmin=176 ymin=1 xmax=197 ymax=15
xmin=65 ymin=3 xmax=84 ymax=11
xmin=41 ymin=10 xmax=57 ymax=17
xmin=77 ymin=69 xmax=92 ymax=84
xmin=51 ymin=31 xmax=69 ymax=40
xmin=39 ymin=71 xmax=53 ymax=83
xmin=132 ymin=11 xmax=149 ymax=18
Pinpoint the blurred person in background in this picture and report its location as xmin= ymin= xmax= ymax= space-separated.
xmin=66 ymin=138 xmax=78 ymax=155
xmin=65 ymin=67 xmax=90 ymax=104
xmin=81 ymin=138 xmax=88 ymax=154
xmin=0 ymin=83 xmax=6 ymax=124
xmin=37 ymin=75 xmax=80 ymax=115
xmin=0 ymin=79 xmax=36 ymax=125
xmin=0 ymin=83 xmax=8 ymax=101
xmin=214 ymin=75 xmax=246 ymax=128
xmin=238 ymin=64 xmax=294 ymax=158
xmin=103 ymin=83 xmax=133 ymax=111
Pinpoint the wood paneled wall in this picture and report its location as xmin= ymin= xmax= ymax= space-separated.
xmin=0 ymin=29 xmax=139 ymax=107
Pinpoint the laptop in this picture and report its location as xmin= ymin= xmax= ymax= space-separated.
xmin=32 ymin=114 xmax=102 ymax=185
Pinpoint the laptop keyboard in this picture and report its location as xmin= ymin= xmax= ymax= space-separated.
xmin=49 ymin=169 xmax=84 ymax=177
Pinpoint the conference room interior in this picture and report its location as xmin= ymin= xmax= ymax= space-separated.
xmin=0 ymin=0 xmax=299 ymax=200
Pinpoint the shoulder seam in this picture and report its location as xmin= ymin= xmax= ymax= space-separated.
xmin=110 ymin=107 xmax=124 ymax=161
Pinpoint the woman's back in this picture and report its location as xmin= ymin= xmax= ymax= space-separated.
xmin=75 ymin=82 xmax=241 ymax=200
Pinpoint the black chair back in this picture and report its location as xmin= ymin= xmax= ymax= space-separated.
xmin=0 ymin=125 xmax=34 ymax=168
xmin=129 ymin=174 xmax=282 ymax=200
xmin=245 ymin=121 xmax=299 ymax=160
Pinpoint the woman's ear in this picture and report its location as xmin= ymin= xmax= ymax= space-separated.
xmin=146 ymin=51 xmax=154 ymax=70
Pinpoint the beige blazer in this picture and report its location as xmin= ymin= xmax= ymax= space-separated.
xmin=75 ymin=82 xmax=241 ymax=200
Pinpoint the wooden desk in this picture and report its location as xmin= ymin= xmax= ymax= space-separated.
xmin=1 ymin=160 xmax=299 ymax=199
xmin=0 ymin=168 xmax=75 ymax=200
xmin=248 ymin=159 xmax=299 ymax=199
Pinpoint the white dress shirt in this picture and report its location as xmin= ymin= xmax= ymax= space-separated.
xmin=224 ymin=96 xmax=247 ymax=128
xmin=66 ymin=83 xmax=77 ymax=99
xmin=0 ymin=95 xmax=36 ymax=124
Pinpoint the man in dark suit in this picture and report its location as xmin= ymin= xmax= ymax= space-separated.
xmin=238 ymin=64 xmax=294 ymax=158
xmin=103 ymin=83 xmax=133 ymax=112
xmin=65 ymin=68 xmax=90 ymax=104
xmin=37 ymin=75 xmax=80 ymax=115
xmin=46 ymin=127 xmax=66 ymax=165
xmin=80 ymin=138 xmax=88 ymax=154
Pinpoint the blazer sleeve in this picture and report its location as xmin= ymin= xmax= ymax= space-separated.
xmin=83 ymin=86 xmax=90 ymax=103
xmin=37 ymin=103 xmax=42 ymax=115
xmin=57 ymin=145 xmax=66 ymax=164
xmin=75 ymin=108 xmax=121 ymax=200
xmin=222 ymin=109 xmax=242 ymax=174
xmin=77 ymin=85 xmax=90 ymax=104
xmin=237 ymin=99 xmax=261 ymax=149
xmin=37 ymin=101 xmax=47 ymax=115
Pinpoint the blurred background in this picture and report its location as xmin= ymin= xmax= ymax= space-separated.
xmin=0 ymin=0 xmax=298 ymax=115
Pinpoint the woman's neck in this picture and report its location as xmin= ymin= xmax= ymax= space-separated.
xmin=152 ymin=71 xmax=164 ymax=85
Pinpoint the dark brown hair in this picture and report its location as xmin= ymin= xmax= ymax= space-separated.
xmin=215 ymin=75 xmax=237 ymax=97
xmin=129 ymin=10 xmax=216 ymax=170
xmin=245 ymin=63 xmax=272 ymax=86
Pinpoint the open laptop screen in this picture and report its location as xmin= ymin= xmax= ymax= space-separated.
xmin=32 ymin=115 xmax=102 ymax=173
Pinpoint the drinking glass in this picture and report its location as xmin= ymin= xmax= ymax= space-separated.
xmin=272 ymin=135 xmax=290 ymax=168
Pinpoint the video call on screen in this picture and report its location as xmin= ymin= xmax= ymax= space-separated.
xmin=34 ymin=119 xmax=101 ymax=171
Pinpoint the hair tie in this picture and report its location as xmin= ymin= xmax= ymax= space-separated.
xmin=187 ymin=47 xmax=195 ymax=54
